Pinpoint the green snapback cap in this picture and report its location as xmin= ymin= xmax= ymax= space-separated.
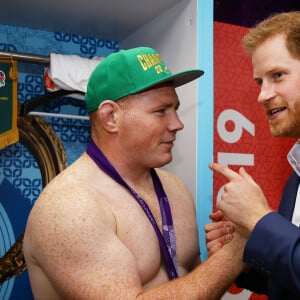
xmin=85 ymin=46 xmax=204 ymax=112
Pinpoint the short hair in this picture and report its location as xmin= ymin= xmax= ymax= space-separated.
xmin=243 ymin=11 xmax=300 ymax=60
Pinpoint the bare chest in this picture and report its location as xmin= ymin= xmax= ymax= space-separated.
xmin=108 ymin=190 xmax=199 ymax=285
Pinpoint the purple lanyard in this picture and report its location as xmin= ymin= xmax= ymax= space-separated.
xmin=86 ymin=140 xmax=178 ymax=280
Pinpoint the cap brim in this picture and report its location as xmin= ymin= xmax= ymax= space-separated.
xmin=138 ymin=69 xmax=204 ymax=94
xmin=168 ymin=69 xmax=204 ymax=88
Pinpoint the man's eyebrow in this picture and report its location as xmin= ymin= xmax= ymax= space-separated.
xmin=253 ymin=66 xmax=282 ymax=80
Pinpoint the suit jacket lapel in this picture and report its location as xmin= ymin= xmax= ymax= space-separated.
xmin=278 ymin=172 xmax=300 ymax=220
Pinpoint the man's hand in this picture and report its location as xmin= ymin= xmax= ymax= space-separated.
xmin=209 ymin=163 xmax=272 ymax=234
xmin=205 ymin=211 xmax=233 ymax=256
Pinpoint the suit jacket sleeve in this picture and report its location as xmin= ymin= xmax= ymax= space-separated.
xmin=236 ymin=172 xmax=300 ymax=295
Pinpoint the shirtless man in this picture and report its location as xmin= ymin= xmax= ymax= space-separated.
xmin=23 ymin=47 xmax=244 ymax=299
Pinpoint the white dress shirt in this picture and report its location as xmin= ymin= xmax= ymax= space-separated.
xmin=287 ymin=140 xmax=300 ymax=226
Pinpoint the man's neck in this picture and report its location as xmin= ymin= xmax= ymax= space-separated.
xmin=93 ymin=139 xmax=153 ymax=189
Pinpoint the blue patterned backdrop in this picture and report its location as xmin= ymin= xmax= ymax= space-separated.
xmin=0 ymin=24 xmax=119 ymax=300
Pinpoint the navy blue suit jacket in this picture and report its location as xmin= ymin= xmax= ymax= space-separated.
xmin=236 ymin=172 xmax=300 ymax=299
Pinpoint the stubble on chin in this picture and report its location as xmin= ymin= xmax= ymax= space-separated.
xmin=269 ymin=100 xmax=300 ymax=138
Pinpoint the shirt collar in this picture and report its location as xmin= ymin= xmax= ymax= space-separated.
xmin=287 ymin=139 xmax=300 ymax=176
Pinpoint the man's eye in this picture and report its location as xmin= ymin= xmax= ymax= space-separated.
xmin=254 ymin=79 xmax=262 ymax=86
xmin=274 ymin=72 xmax=283 ymax=80
xmin=156 ymin=109 xmax=166 ymax=115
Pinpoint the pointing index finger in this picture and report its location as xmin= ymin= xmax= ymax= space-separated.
xmin=208 ymin=163 xmax=240 ymax=181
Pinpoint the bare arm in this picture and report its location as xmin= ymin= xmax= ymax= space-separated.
xmin=139 ymin=230 xmax=246 ymax=300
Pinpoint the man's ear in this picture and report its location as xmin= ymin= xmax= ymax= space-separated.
xmin=98 ymin=100 xmax=119 ymax=133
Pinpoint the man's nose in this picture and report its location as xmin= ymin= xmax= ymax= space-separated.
xmin=257 ymin=82 xmax=276 ymax=103
xmin=170 ymin=113 xmax=184 ymax=132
